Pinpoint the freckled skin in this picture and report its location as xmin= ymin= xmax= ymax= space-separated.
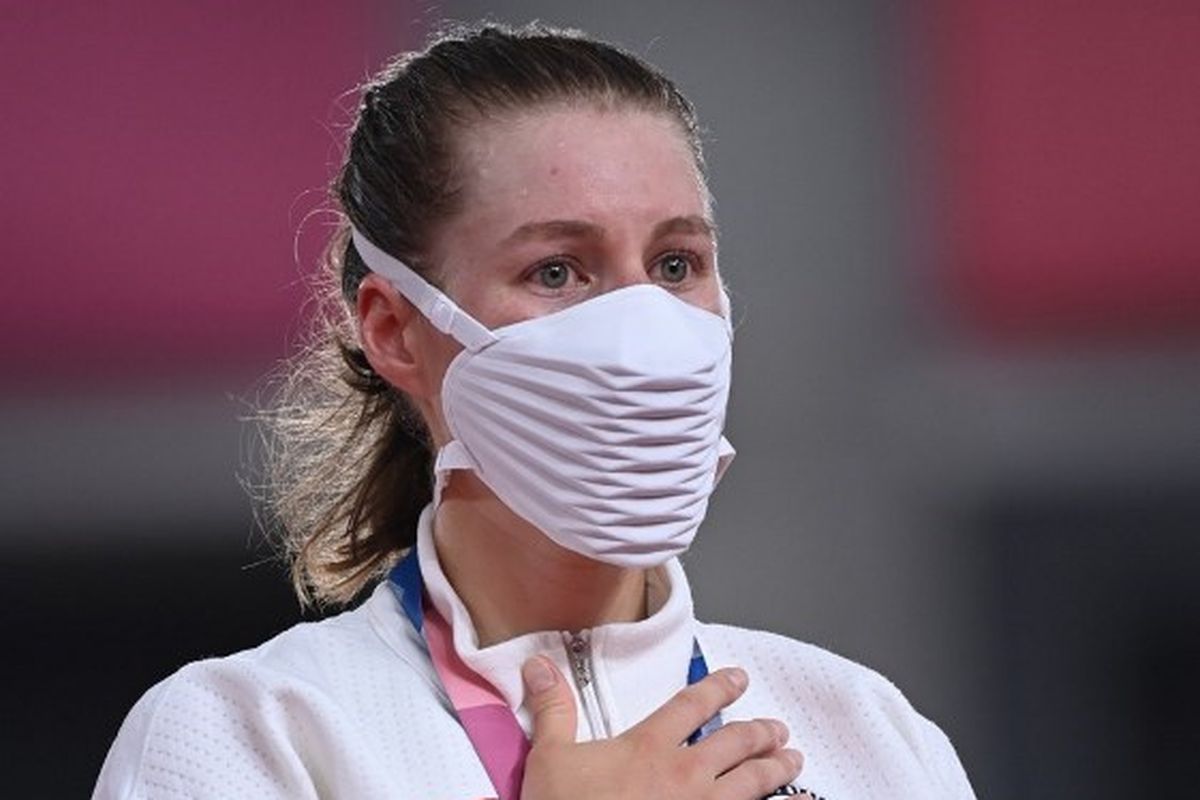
xmin=432 ymin=107 xmax=717 ymax=323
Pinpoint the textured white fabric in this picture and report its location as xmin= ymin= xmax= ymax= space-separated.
xmin=93 ymin=512 xmax=977 ymax=800
xmin=434 ymin=284 xmax=735 ymax=568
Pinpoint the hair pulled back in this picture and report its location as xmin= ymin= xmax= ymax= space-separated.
xmin=258 ymin=22 xmax=704 ymax=608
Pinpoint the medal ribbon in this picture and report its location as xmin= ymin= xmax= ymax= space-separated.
xmin=388 ymin=549 xmax=719 ymax=800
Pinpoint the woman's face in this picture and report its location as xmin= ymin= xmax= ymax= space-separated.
xmin=376 ymin=105 xmax=722 ymax=446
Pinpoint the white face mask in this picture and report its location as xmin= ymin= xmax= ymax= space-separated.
xmin=353 ymin=229 xmax=735 ymax=568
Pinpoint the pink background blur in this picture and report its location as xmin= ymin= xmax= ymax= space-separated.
xmin=926 ymin=0 xmax=1200 ymax=341
xmin=0 ymin=2 xmax=382 ymax=387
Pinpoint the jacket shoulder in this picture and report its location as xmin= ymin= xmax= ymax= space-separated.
xmin=92 ymin=655 xmax=323 ymax=799
xmin=92 ymin=585 xmax=436 ymax=800
xmin=697 ymin=622 xmax=976 ymax=800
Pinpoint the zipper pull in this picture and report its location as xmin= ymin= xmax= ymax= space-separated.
xmin=566 ymin=632 xmax=592 ymax=687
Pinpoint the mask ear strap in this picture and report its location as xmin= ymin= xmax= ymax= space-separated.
xmin=714 ymin=436 xmax=736 ymax=485
xmin=430 ymin=441 xmax=478 ymax=507
xmin=351 ymin=228 xmax=497 ymax=352
xmin=716 ymin=282 xmax=735 ymax=339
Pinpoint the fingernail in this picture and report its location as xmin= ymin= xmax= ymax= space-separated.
xmin=788 ymin=749 xmax=805 ymax=771
xmin=728 ymin=668 xmax=748 ymax=690
xmin=772 ymin=720 xmax=789 ymax=745
xmin=522 ymin=657 xmax=556 ymax=693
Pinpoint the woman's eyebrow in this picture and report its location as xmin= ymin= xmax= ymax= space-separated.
xmin=501 ymin=215 xmax=717 ymax=245
xmin=503 ymin=219 xmax=604 ymax=244
xmin=652 ymin=215 xmax=717 ymax=240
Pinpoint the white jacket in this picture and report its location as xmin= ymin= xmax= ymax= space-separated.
xmin=94 ymin=510 xmax=977 ymax=799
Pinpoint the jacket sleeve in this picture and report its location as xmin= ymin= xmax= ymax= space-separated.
xmin=917 ymin=714 xmax=978 ymax=800
xmin=869 ymin=670 xmax=977 ymax=800
xmin=92 ymin=677 xmax=171 ymax=800
xmin=867 ymin=668 xmax=977 ymax=800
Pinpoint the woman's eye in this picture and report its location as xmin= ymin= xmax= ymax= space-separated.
xmin=656 ymin=253 xmax=692 ymax=284
xmin=534 ymin=261 xmax=573 ymax=289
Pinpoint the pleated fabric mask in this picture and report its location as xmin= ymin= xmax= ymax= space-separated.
xmin=353 ymin=229 xmax=735 ymax=568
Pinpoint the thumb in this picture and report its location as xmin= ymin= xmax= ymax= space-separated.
xmin=521 ymin=655 xmax=577 ymax=746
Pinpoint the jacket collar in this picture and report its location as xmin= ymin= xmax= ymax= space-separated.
xmin=414 ymin=504 xmax=698 ymax=737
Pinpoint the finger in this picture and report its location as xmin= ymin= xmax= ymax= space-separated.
xmin=521 ymin=656 xmax=577 ymax=746
xmin=630 ymin=667 xmax=748 ymax=746
xmin=693 ymin=719 xmax=788 ymax=776
xmin=715 ymin=749 xmax=804 ymax=800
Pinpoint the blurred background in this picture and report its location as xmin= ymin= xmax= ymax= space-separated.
xmin=3 ymin=1 xmax=1198 ymax=796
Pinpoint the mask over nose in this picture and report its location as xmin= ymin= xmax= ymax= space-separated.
xmin=352 ymin=229 xmax=735 ymax=568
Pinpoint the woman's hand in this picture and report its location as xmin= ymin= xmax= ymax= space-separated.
xmin=519 ymin=656 xmax=804 ymax=800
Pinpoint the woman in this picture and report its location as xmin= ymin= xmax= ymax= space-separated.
xmin=94 ymin=23 xmax=975 ymax=800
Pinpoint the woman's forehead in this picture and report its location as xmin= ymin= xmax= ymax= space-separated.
xmin=453 ymin=106 xmax=709 ymax=222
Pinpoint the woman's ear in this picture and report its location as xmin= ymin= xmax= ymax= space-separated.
xmin=356 ymin=273 xmax=433 ymax=399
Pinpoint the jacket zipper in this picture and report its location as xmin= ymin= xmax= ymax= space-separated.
xmin=564 ymin=631 xmax=610 ymax=740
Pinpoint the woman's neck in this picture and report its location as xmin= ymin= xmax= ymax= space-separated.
xmin=433 ymin=473 xmax=648 ymax=648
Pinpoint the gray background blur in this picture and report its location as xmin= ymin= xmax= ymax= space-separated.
xmin=4 ymin=1 xmax=1198 ymax=797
